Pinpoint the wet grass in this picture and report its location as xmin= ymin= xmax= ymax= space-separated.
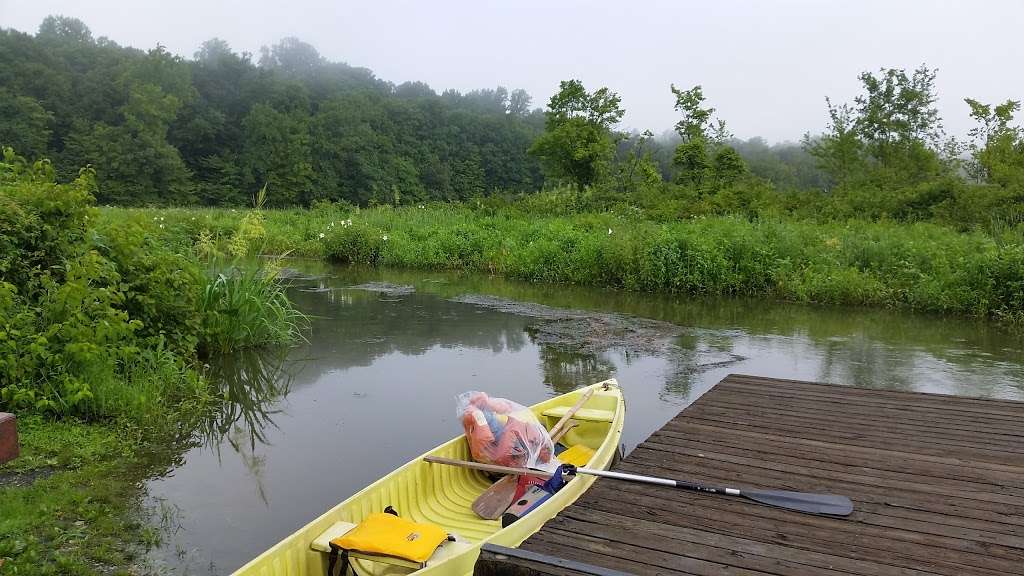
xmin=0 ymin=416 xmax=169 ymax=575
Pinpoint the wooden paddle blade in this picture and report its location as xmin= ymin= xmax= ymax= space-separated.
xmin=742 ymin=489 xmax=853 ymax=516
xmin=472 ymin=475 xmax=519 ymax=520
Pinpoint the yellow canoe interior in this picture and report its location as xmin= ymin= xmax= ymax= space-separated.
xmin=232 ymin=380 xmax=624 ymax=576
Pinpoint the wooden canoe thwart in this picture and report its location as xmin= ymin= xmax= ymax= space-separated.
xmin=231 ymin=380 xmax=624 ymax=576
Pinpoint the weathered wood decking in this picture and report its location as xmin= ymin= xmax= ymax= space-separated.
xmin=477 ymin=374 xmax=1024 ymax=575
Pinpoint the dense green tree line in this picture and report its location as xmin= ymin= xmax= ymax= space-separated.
xmin=3 ymin=16 xmax=1023 ymax=226
xmin=0 ymin=16 xmax=544 ymax=205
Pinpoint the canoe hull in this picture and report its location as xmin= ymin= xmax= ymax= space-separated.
xmin=233 ymin=380 xmax=624 ymax=576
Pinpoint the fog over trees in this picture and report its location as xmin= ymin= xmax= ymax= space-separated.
xmin=2 ymin=15 xmax=1023 ymax=228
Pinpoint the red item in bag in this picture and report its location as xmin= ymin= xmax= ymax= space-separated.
xmin=457 ymin=391 xmax=553 ymax=469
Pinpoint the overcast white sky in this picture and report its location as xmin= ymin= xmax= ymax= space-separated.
xmin=2 ymin=0 xmax=1022 ymax=142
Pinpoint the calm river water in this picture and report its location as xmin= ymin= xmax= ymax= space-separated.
xmin=146 ymin=262 xmax=1024 ymax=574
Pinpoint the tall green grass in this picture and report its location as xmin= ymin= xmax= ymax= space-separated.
xmin=109 ymin=202 xmax=1024 ymax=326
xmin=199 ymin=262 xmax=309 ymax=354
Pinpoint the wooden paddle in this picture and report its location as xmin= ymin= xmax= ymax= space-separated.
xmin=548 ymin=388 xmax=594 ymax=440
xmin=470 ymin=390 xmax=592 ymax=520
xmin=472 ymin=475 xmax=519 ymax=519
xmin=551 ymin=420 xmax=578 ymax=444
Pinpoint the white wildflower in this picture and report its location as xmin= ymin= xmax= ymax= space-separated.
xmin=381 ymin=234 xmax=388 ymax=241
xmin=608 ymin=228 xmax=613 ymax=235
xmin=319 ymin=232 xmax=325 ymax=239
xmin=346 ymin=219 xmax=352 ymax=226
xmin=159 ymin=224 xmax=164 ymax=229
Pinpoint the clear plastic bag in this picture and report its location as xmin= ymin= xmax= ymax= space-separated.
xmin=456 ymin=391 xmax=553 ymax=469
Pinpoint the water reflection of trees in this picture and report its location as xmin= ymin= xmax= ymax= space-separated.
xmin=196 ymin=348 xmax=296 ymax=450
xmin=194 ymin=268 xmax=1024 ymax=454
xmin=283 ymin=287 xmax=533 ymax=377
xmin=816 ymin=334 xmax=916 ymax=391
xmin=358 ymin=268 xmax=1022 ymax=375
xmin=539 ymin=348 xmax=616 ymax=395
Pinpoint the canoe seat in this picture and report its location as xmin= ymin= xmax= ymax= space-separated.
xmin=311 ymin=521 xmax=357 ymax=554
xmin=542 ymin=406 xmax=615 ymax=423
xmin=311 ymin=520 xmax=473 ymax=569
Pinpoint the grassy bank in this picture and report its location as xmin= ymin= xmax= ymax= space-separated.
xmin=108 ymin=201 xmax=1024 ymax=325
xmin=0 ymin=417 xmax=166 ymax=575
xmin=0 ymin=152 xmax=306 ymax=573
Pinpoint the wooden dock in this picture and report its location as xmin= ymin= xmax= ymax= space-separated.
xmin=477 ymin=374 xmax=1024 ymax=575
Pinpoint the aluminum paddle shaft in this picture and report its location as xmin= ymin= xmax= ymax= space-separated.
xmin=423 ymin=457 xmax=853 ymax=517
xmin=570 ymin=465 xmax=853 ymax=517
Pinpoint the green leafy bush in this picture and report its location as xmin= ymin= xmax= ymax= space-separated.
xmin=94 ymin=220 xmax=204 ymax=355
xmin=0 ymin=149 xmax=304 ymax=423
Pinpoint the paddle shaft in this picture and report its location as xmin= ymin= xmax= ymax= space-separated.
xmin=550 ymin=421 xmax=578 ymax=445
xmin=577 ymin=467 xmax=736 ymax=494
xmin=425 ymin=456 xmax=715 ymax=489
xmin=424 ymin=456 xmax=852 ymax=516
xmin=548 ymin=388 xmax=594 ymax=440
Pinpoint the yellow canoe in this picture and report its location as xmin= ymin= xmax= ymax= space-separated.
xmin=232 ymin=379 xmax=624 ymax=576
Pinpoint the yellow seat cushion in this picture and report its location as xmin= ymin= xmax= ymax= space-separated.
xmin=311 ymin=520 xmax=472 ymax=569
xmin=332 ymin=513 xmax=448 ymax=564
xmin=559 ymin=444 xmax=596 ymax=467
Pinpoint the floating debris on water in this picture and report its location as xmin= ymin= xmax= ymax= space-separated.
xmin=450 ymin=294 xmax=746 ymax=379
xmin=276 ymin=267 xmax=329 ymax=282
xmin=451 ymin=294 xmax=681 ymax=356
xmin=347 ymin=282 xmax=415 ymax=295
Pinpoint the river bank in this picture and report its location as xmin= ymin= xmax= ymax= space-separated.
xmin=104 ymin=203 xmax=1024 ymax=327
xmin=0 ymin=417 xmax=167 ymax=574
xmin=0 ymin=156 xmax=306 ymax=575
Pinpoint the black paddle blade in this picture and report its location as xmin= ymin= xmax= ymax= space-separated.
xmin=741 ymin=489 xmax=853 ymax=516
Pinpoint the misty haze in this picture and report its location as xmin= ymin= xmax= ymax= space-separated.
xmin=1 ymin=2 xmax=1023 ymax=576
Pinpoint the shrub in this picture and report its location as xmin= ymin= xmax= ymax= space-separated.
xmin=0 ymin=150 xmax=304 ymax=424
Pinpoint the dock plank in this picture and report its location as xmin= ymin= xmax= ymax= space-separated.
xmin=477 ymin=374 xmax=1024 ymax=576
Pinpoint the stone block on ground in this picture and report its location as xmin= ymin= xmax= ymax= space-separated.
xmin=0 ymin=413 xmax=19 ymax=464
